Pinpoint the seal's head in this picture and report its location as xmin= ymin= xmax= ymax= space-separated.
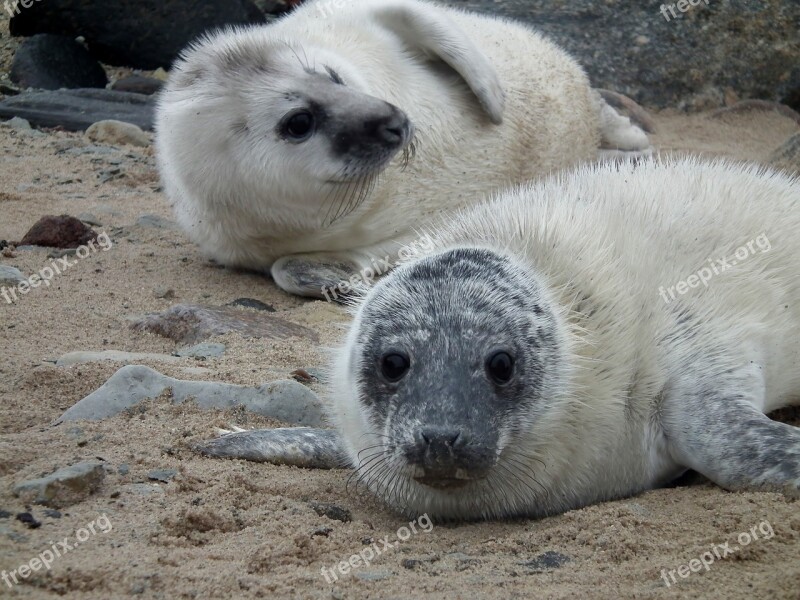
xmin=157 ymin=27 xmax=415 ymax=227
xmin=332 ymin=247 xmax=573 ymax=520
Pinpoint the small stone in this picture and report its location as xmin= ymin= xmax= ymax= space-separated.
xmin=147 ymin=469 xmax=177 ymax=483
xmin=176 ymin=342 xmax=226 ymax=359
xmin=634 ymin=35 xmax=649 ymax=45
xmin=15 ymin=512 xmax=42 ymax=529
xmin=44 ymin=509 xmax=62 ymax=518
xmin=0 ymin=510 xmax=11 ymax=519
xmin=13 ymin=462 xmax=106 ymax=508
xmin=19 ymin=214 xmax=98 ymax=249
xmin=152 ymin=68 xmax=169 ymax=82
xmin=310 ymin=501 xmax=352 ymax=523
xmin=291 ymin=368 xmax=314 ymax=383
xmin=0 ymin=266 xmax=25 ymax=286
xmin=154 ymin=286 xmax=175 ymax=299
xmin=312 ymin=526 xmax=333 ymax=537
xmin=118 ymin=464 xmax=130 ymax=476
xmin=86 ymin=119 xmax=150 ymax=147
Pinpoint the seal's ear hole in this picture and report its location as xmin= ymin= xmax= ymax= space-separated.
xmin=380 ymin=351 xmax=411 ymax=382
xmin=486 ymin=351 xmax=514 ymax=385
xmin=279 ymin=110 xmax=315 ymax=142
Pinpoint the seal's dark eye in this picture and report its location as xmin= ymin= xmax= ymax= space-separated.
xmin=282 ymin=111 xmax=314 ymax=141
xmin=380 ymin=352 xmax=410 ymax=382
xmin=486 ymin=351 xmax=514 ymax=384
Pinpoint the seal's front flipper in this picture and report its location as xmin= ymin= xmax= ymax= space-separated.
xmin=372 ymin=0 xmax=505 ymax=124
xmin=664 ymin=387 xmax=800 ymax=496
xmin=197 ymin=427 xmax=350 ymax=469
xmin=271 ymin=253 xmax=361 ymax=300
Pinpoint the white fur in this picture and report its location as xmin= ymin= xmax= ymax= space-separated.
xmin=155 ymin=0 xmax=648 ymax=295
xmin=330 ymin=156 xmax=800 ymax=519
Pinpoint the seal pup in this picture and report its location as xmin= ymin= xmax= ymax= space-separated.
xmin=201 ymin=157 xmax=800 ymax=521
xmin=155 ymin=0 xmax=650 ymax=298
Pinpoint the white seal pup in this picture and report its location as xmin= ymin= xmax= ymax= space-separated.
xmin=155 ymin=0 xmax=650 ymax=298
xmin=201 ymin=156 xmax=800 ymax=521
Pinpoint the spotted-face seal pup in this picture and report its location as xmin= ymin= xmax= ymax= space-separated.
xmin=155 ymin=0 xmax=650 ymax=298
xmin=201 ymin=157 xmax=800 ymax=521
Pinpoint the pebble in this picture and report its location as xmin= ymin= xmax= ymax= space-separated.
xmin=54 ymin=365 xmax=326 ymax=426
xmin=4 ymin=116 xmax=31 ymax=130
xmin=136 ymin=214 xmax=177 ymax=229
xmin=85 ymin=119 xmax=151 ymax=147
xmin=13 ymin=461 xmax=106 ymax=508
xmin=354 ymin=570 xmax=393 ymax=582
xmin=0 ymin=266 xmax=25 ymax=286
xmin=15 ymin=512 xmax=42 ymax=529
xmin=153 ymin=286 xmax=175 ymax=299
xmin=77 ymin=212 xmax=103 ymax=226
xmin=310 ymin=501 xmax=352 ymax=523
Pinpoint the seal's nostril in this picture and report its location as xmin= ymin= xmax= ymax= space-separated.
xmin=419 ymin=427 xmax=462 ymax=448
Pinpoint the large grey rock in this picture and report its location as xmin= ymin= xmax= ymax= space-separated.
xmin=0 ymin=266 xmax=26 ymax=286
xmin=13 ymin=461 xmax=106 ymax=508
xmin=54 ymin=365 xmax=326 ymax=426
xmin=10 ymin=0 xmax=264 ymax=69
xmin=441 ymin=0 xmax=800 ymax=110
xmin=10 ymin=34 xmax=107 ymax=90
xmin=0 ymin=89 xmax=154 ymax=131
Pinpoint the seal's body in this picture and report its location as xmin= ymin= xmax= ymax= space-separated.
xmin=156 ymin=0 xmax=648 ymax=297
xmin=202 ymin=157 xmax=800 ymax=521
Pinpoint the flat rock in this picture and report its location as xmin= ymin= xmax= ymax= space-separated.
xmin=519 ymin=550 xmax=571 ymax=572
xmin=147 ymin=469 xmax=177 ymax=482
xmin=0 ymin=88 xmax=155 ymax=131
xmin=135 ymin=214 xmax=177 ymax=229
xmin=54 ymin=365 xmax=326 ymax=426
xmin=19 ymin=214 xmax=98 ymax=248
xmin=13 ymin=461 xmax=106 ymax=508
xmin=0 ymin=266 xmax=26 ymax=286
xmin=768 ymin=133 xmax=800 ymax=175
xmin=10 ymin=0 xmax=264 ymax=69
xmin=56 ymin=350 xmax=182 ymax=367
xmin=86 ymin=119 xmax=150 ymax=147
xmin=10 ymin=34 xmax=107 ymax=90
xmin=130 ymin=303 xmax=319 ymax=345
xmin=111 ymin=75 xmax=163 ymax=95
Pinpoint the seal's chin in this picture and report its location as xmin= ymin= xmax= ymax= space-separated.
xmin=412 ymin=466 xmax=490 ymax=490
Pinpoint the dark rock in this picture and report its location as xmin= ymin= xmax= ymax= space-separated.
xmin=312 ymin=525 xmax=333 ymax=537
xmin=15 ymin=512 xmax=42 ymax=529
xmin=227 ymin=298 xmax=276 ymax=312
xmin=54 ymin=365 xmax=326 ymax=426
xmin=440 ymin=0 xmax=800 ymax=110
xmin=111 ymin=75 xmax=163 ymax=96
xmin=0 ymin=510 xmax=11 ymax=518
xmin=10 ymin=34 xmax=107 ymax=90
xmin=10 ymin=0 xmax=265 ymax=69
xmin=0 ymin=88 xmax=155 ymax=131
xmin=310 ymin=501 xmax=352 ymax=523
xmin=44 ymin=509 xmax=62 ymax=518
xmin=519 ymin=550 xmax=571 ymax=572
xmin=130 ymin=303 xmax=319 ymax=345
xmin=18 ymin=214 xmax=98 ymax=249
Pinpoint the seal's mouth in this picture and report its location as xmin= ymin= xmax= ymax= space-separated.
xmin=413 ymin=476 xmax=472 ymax=490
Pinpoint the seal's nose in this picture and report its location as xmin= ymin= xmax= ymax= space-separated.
xmin=367 ymin=106 xmax=410 ymax=148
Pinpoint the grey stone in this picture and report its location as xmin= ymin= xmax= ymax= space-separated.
xmin=0 ymin=266 xmax=26 ymax=286
xmin=354 ymin=570 xmax=393 ymax=582
xmin=519 ymin=550 xmax=571 ymax=572
xmin=153 ymin=286 xmax=175 ymax=299
xmin=54 ymin=365 xmax=326 ymax=426
xmin=77 ymin=212 xmax=102 ymax=227
xmin=4 ymin=116 xmax=31 ymax=130
xmin=13 ymin=461 xmax=106 ymax=508
xmin=176 ymin=342 xmax=226 ymax=359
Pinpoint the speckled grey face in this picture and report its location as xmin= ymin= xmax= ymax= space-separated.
xmin=354 ymin=248 xmax=564 ymax=497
